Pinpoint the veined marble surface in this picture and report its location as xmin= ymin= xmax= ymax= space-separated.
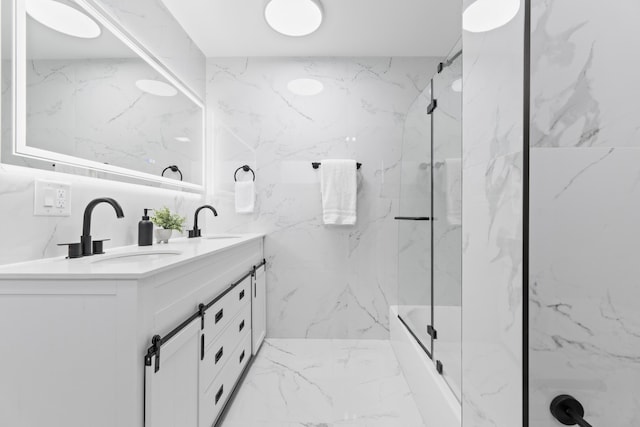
xmin=461 ymin=0 xmax=525 ymax=424
xmin=221 ymin=339 xmax=425 ymax=427
xmin=206 ymin=57 xmax=441 ymax=339
xmin=529 ymin=0 xmax=640 ymax=424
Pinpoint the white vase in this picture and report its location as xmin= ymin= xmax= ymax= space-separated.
xmin=155 ymin=228 xmax=173 ymax=244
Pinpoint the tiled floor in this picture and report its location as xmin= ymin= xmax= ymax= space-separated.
xmin=220 ymin=339 xmax=426 ymax=427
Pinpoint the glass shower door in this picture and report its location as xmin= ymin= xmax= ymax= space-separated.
xmin=432 ymin=45 xmax=462 ymax=401
xmin=397 ymin=82 xmax=432 ymax=356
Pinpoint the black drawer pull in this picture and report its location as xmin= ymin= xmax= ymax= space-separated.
xmin=215 ymin=308 xmax=223 ymax=324
xmin=200 ymin=334 xmax=205 ymax=361
xmin=239 ymin=320 xmax=245 ymax=332
xmin=239 ymin=350 xmax=245 ymax=364
xmin=215 ymin=347 xmax=224 ymax=364
xmin=215 ymin=385 xmax=224 ymax=404
xmin=239 ymin=290 xmax=245 ymax=300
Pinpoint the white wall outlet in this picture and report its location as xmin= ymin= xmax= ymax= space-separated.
xmin=34 ymin=180 xmax=71 ymax=216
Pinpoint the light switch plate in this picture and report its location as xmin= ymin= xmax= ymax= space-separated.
xmin=34 ymin=180 xmax=71 ymax=216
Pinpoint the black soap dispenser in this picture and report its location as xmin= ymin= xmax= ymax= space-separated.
xmin=138 ymin=209 xmax=153 ymax=246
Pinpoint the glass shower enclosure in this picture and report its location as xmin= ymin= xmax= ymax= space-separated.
xmin=397 ymin=42 xmax=462 ymax=400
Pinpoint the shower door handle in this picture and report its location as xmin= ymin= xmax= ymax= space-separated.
xmin=550 ymin=395 xmax=593 ymax=427
xmin=394 ymin=217 xmax=431 ymax=221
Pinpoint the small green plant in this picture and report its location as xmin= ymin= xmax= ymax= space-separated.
xmin=150 ymin=207 xmax=186 ymax=232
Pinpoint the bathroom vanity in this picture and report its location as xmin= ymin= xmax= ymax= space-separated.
xmin=0 ymin=234 xmax=266 ymax=427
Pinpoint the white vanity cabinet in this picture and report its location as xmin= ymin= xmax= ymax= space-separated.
xmin=0 ymin=235 xmax=265 ymax=427
xmin=252 ymin=263 xmax=267 ymax=354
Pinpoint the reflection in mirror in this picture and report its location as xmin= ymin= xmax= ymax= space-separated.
xmin=1 ymin=0 xmax=204 ymax=189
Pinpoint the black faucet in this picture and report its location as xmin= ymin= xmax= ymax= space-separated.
xmin=80 ymin=198 xmax=125 ymax=256
xmin=189 ymin=205 xmax=218 ymax=238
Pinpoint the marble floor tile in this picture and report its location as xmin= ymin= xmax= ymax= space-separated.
xmin=220 ymin=339 xmax=425 ymax=427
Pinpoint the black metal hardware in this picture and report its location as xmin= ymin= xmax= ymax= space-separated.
xmin=215 ymin=347 xmax=224 ymax=364
xmin=215 ymin=385 xmax=224 ymax=404
xmin=161 ymin=165 xmax=183 ymax=181
xmin=91 ymin=239 xmax=110 ymax=255
xmin=550 ymin=395 xmax=593 ymax=427
xmin=397 ymin=315 xmax=432 ymax=360
xmin=312 ymin=161 xmax=362 ymax=170
xmin=57 ymin=242 xmax=83 ymax=259
xmin=427 ymin=99 xmax=438 ymax=115
xmin=239 ymin=320 xmax=245 ymax=332
xmin=201 ymin=334 xmax=205 ymax=361
xmin=436 ymin=360 xmax=443 ymax=374
xmin=394 ymin=216 xmax=431 ymax=221
xmin=150 ymin=335 xmax=162 ymax=373
xmin=239 ymin=290 xmax=245 ymax=300
xmin=79 ymin=198 xmax=124 ymax=256
xmin=427 ymin=325 xmax=438 ymax=339
xmin=215 ymin=309 xmax=224 ymax=324
xmin=437 ymin=62 xmax=444 ymax=73
xmin=199 ymin=304 xmax=206 ymax=330
xmin=188 ymin=205 xmax=218 ymax=238
xmin=239 ymin=350 xmax=245 ymax=364
xmin=234 ymin=165 xmax=255 ymax=182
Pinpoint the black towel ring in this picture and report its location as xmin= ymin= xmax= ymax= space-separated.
xmin=162 ymin=165 xmax=183 ymax=181
xmin=234 ymin=165 xmax=255 ymax=182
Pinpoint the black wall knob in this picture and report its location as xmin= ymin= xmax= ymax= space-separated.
xmin=550 ymin=395 xmax=593 ymax=427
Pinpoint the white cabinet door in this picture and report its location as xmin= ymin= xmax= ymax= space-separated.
xmin=145 ymin=319 xmax=200 ymax=427
xmin=252 ymin=265 xmax=266 ymax=354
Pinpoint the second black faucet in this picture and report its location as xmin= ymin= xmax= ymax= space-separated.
xmin=188 ymin=205 xmax=218 ymax=238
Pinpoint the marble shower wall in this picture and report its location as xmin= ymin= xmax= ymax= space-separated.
xmin=461 ymin=0 xmax=524 ymax=425
xmin=0 ymin=0 xmax=206 ymax=265
xmin=205 ymin=57 xmax=439 ymax=339
xmin=529 ymin=0 xmax=640 ymax=425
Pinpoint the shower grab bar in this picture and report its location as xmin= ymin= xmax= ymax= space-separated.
xmin=394 ymin=217 xmax=431 ymax=221
xmin=550 ymin=395 xmax=593 ymax=427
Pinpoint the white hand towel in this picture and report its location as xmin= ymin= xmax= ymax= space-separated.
xmin=444 ymin=158 xmax=462 ymax=225
xmin=235 ymin=181 xmax=255 ymax=214
xmin=320 ymin=159 xmax=357 ymax=225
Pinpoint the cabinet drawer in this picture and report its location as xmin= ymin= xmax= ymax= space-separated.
xmin=200 ymin=303 xmax=251 ymax=392
xmin=203 ymin=276 xmax=251 ymax=347
xmin=199 ymin=333 xmax=252 ymax=427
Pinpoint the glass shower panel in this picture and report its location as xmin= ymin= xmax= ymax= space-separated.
xmin=397 ymin=82 xmax=432 ymax=356
xmin=432 ymin=45 xmax=462 ymax=401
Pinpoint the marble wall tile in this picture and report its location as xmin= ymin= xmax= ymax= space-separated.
xmin=462 ymin=0 xmax=525 ymax=425
xmin=529 ymin=0 xmax=640 ymax=424
xmin=529 ymin=148 xmax=640 ymax=426
xmin=206 ymin=57 xmax=440 ymax=339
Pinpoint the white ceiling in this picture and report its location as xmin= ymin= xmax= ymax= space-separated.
xmin=160 ymin=0 xmax=462 ymax=57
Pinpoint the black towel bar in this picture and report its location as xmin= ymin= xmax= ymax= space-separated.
xmin=312 ymin=162 xmax=362 ymax=169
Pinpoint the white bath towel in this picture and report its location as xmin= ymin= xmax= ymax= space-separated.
xmin=235 ymin=181 xmax=255 ymax=214
xmin=320 ymin=159 xmax=357 ymax=225
xmin=444 ymin=158 xmax=462 ymax=225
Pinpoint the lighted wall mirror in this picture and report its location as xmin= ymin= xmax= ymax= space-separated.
xmin=1 ymin=0 xmax=205 ymax=192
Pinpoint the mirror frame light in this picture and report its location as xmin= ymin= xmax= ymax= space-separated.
xmin=9 ymin=0 xmax=206 ymax=193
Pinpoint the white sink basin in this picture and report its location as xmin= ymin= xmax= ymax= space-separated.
xmin=90 ymin=250 xmax=183 ymax=264
xmin=203 ymin=234 xmax=242 ymax=240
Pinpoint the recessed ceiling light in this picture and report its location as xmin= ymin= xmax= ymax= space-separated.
xmin=287 ymin=78 xmax=324 ymax=96
xmin=463 ymin=0 xmax=520 ymax=33
xmin=135 ymin=79 xmax=178 ymax=97
xmin=451 ymin=78 xmax=462 ymax=92
xmin=26 ymin=0 xmax=101 ymax=39
xmin=174 ymin=136 xmax=191 ymax=143
xmin=265 ymin=0 xmax=323 ymax=37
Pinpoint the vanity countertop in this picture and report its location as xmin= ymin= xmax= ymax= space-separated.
xmin=0 ymin=233 xmax=265 ymax=280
